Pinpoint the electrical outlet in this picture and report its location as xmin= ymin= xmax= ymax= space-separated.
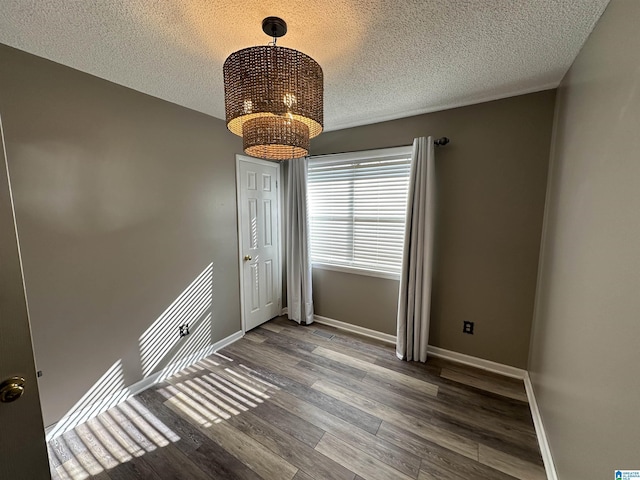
xmin=463 ymin=321 xmax=474 ymax=334
xmin=179 ymin=324 xmax=190 ymax=338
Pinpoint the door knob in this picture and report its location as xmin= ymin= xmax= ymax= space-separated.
xmin=0 ymin=377 xmax=26 ymax=403
xmin=244 ymin=255 xmax=252 ymax=261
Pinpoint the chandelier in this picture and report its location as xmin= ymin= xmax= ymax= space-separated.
xmin=223 ymin=17 xmax=324 ymax=160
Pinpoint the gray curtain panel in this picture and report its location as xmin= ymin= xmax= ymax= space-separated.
xmin=397 ymin=137 xmax=435 ymax=362
xmin=286 ymin=157 xmax=314 ymax=325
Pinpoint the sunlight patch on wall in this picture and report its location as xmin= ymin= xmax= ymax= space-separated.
xmin=43 ymin=263 xmax=251 ymax=478
xmin=44 ymin=328 xmax=283 ymax=479
xmin=150 ymin=311 xmax=214 ymax=385
xmin=139 ymin=263 xmax=213 ymax=376
xmin=46 ymin=360 xmax=130 ymax=441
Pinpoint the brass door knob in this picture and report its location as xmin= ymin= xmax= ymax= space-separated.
xmin=0 ymin=377 xmax=26 ymax=403
xmin=244 ymin=255 xmax=252 ymax=261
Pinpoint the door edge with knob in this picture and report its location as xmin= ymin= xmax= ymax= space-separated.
xmin=0 ymin=377 xmax=26 ymax=403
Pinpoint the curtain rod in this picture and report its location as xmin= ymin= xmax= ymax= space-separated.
xmin=309 ymin=137 xmax=451 ymax=159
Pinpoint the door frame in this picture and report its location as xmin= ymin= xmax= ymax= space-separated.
xmin=235 ymin=154 xmax=283 ymax=334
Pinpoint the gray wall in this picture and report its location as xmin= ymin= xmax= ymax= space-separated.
xmin=0 ymin=44 xmax=243 ymax=427
xmin=528 ymin=0 xmax=640 ymax=477
xmin=312 ymin=269 xmax=400 ymax=335
xmin=311 ymin=91 xmax=556 ymax=368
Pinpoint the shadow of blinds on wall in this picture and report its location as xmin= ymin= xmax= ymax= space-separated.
xmin=308 ymin=146 xmax=412 ymax=276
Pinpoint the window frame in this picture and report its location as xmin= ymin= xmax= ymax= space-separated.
xmin=307 ymin=145 xmax=413 ymax=280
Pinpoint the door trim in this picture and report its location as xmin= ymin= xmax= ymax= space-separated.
xmin=235 ymin=154 xmax=282 ymax=334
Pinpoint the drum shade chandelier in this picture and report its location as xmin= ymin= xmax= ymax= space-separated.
xmin=223 ymin=17 xmax=324 ymax=160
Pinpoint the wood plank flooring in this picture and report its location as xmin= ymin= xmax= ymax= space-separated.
xmin=48 ymin=316 xmax=545 ymax=480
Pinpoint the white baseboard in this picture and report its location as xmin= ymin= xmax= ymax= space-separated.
xmin=426 ymin=345 xmax=526 ymax=380
xmin=311 ymin=315 xmax=526 ymax=379
xmin=281 ymin=307 xmax=288 ymax=316
xmin=45 ymin=330 xmax=243 ymax=440
xmin=313 ymin=315 xmax=397 ymax=344
xmin=524 ymin=373 xmax=558 ymax=480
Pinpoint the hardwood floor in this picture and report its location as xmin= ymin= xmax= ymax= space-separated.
xmin=48 ymin=317 xmax=545 ymax=480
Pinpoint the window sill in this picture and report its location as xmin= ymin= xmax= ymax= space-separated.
xmin=311 ymin=262 xmax=400 ymax=281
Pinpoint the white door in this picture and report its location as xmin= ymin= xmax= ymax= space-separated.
xmin=236 ymin=156 xmax=281 ymax=332
xmin=0 ymin=117 xmax=51 ymax=477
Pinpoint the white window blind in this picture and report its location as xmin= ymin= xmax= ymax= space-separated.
xmin=308 ymin=146 xmax=412 ymax=276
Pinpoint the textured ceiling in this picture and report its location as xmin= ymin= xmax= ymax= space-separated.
xmin=0 ymin=0 xmax=609 ymax=131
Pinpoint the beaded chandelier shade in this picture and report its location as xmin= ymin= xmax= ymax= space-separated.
xmin=223 ymin=18 xmax=323 ymax=160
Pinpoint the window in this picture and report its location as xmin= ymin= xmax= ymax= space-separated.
xmin=308 ymin=146 xmax=412 ymax=278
